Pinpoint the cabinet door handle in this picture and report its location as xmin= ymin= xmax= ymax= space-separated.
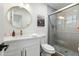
xmin=21 ymin=50 xmax=23 ymax=56
xmin=25 ymin=50 xmax=27 ymax=56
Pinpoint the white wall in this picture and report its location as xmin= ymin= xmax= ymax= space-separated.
xmin=0 ymin=3 xmax=48 ymax=43
xmin=0 ymin=4 xmax=5 ymax=43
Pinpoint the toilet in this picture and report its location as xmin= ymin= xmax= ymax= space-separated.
xmin=40 ymin=36 xmax=55 ymax=56
xmin=31 ymin=34 xmax=55 ymax=56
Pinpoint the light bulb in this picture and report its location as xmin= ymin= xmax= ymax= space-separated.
xmin=58 ymin=16 xmax=64 ymax=20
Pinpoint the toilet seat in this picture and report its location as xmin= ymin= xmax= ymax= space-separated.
xmin=41 ymin=44 xmax=55 ymax=54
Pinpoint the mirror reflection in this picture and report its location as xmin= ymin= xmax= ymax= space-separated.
xmin=7 ymin=6 xmax=32 ymax=28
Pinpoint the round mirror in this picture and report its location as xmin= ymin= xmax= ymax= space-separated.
xmin=7 ymin=6 xmax=32 ymax=29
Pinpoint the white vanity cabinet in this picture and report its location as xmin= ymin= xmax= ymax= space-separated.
xmin=4 ymin=48 xmax=22 ymax=56
xmin=24 ymin=43 xmax=40 ymax=56
xmin=3 ymin=37 xmax=40 ymax=56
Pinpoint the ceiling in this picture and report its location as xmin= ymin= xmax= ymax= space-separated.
xmin=46 ymin=3 xmax=71 ymax=10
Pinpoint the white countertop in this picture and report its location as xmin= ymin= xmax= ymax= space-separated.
xmin=3 ymin=34 xmax=46 ymax=42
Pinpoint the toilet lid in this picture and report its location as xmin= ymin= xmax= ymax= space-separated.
xmin=41 ymin=44 xmax=55 ymax=54
xmin=42 ymin=44 xmax=55 ymax=50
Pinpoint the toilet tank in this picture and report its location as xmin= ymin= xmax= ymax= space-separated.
xmin=40 ymin=36 xmax=47 ymax=44
xmin=31 ymin=34 xmax=47 ymax=44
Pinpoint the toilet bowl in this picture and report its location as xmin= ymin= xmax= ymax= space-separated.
xmin=41 ymin=44 xmax=55 ymax=56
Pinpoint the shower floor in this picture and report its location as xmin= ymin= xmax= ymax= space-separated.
xmin=53 ymin=44 xmax=78 ymax=56
xmin=51 ymin=51 xmax=64 ymax=56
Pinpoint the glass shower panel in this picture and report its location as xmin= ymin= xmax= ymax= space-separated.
xmin=48 ymin=14 xmax=57 ymax=45
xmin=57 ymin=11 xmax=65 ymax=32
xmin=53 ymin=4 xmax=79 ymax=55
xmin=57 ymin=5 xmax=78 ymax=32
